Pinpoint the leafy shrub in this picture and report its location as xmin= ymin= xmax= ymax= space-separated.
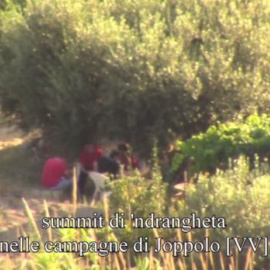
xmin=1 ymin=1 xmax=270 ymax=154
xmin=105 ymin=146 xmax=168 ymax=244
xmin=173 ymin=156 xmax=270 ymax=244
xmin=109 ymin=172 xmax=167 ymax=217
xmin=172 ymin=113 xmax=270 ymax=175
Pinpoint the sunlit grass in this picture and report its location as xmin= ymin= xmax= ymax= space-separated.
xmin=12 ymin=193 xmax=260 ymax=270
xmin=0 ymin=153 xmax=267 ymax=269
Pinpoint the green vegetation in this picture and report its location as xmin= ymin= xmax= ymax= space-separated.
xmin=0 ymin=144 xmax=42 ymax=187
xmin=172 ymin=113 xmax=270 ymax=174
xmin=176 ymin=157 xmax=270 ymax=241
xmin=1 ymin=0 xmax=270 ymax=269
xmin=1 ymin=159 xmax=270 ymax=269
xmin=1 ymin=0 xmax=270 ymax=154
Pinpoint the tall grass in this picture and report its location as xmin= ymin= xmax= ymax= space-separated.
xmin=4 ymin=199 xmax=259 ymax=269
xmin=1 ymin=157 xmax=268 ymax=269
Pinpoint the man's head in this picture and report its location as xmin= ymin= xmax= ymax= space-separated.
xmin=118 ymin=143 xmax=130 ymax=153
xmin=84 ymin=144 xmax=104 ymax=157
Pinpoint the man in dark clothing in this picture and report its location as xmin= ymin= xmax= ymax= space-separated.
xmin=78 ymin=150 xmax=120 ymax=198
xmin=97 ymin=150 xmax=120 ymax=179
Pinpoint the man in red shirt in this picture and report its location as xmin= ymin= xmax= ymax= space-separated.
xmin=79 ymin=144 xmax=104 ymax=171
xmin=41 ymin=157 xmax=73 ymax=190
xmin=78 ymin=144 xmax=104 ymax=196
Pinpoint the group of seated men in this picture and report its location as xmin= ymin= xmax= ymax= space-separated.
xmin=41 ymin=142 xmax=140 ymax=196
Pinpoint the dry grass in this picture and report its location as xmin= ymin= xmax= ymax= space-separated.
xmin=0 ymin=168 xmax=262 ymax=270
xmin=0 ymin=196 xmax=259 ymax=270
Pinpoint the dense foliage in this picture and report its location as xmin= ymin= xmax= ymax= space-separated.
xmin=171 ymin=157 xmax=270 ymax=268
xmin=1 ymin=0 xmax=270 ymax=153
xmin=175 ymin=157 xmax=270 ymax=239
xmin=172 ymin=114 xmax=270 ymax=174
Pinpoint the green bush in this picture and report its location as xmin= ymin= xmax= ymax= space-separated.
xmin=173 ymin=156 xmax=270 ymax=243
xmin=1 ymin=0 xmax=270 ymax=154
xmin=106 ymin=168 xmax=168 ymax=244
xmin=172 ymin=113 xmax=270 ymax=174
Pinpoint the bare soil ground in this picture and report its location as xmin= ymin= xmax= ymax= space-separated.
xmin=0 ymin=115 xmax=101 ymax=242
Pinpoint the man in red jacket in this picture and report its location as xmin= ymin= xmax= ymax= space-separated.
xmin=78 ymin=144 xmax=104 ymax=196
xmin=41 ymin=157 xmax=73 ymax=190
xmin=79 ymin=144 xmax=104 ymax=171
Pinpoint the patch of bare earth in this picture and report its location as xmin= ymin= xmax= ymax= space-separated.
xmin=0 ymin=116 xmax=101 ymax=242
